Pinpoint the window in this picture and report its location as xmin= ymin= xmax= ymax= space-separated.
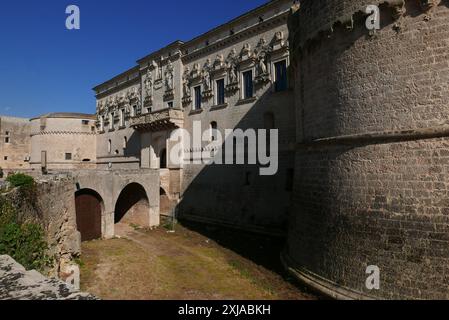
xmin=5 ymin=131 xmax=9 ymax=135
xmin=4 ymin=137 xmax=9 ymax=144
xmin=120 ymin=109 xmax=125 ymax=127
xmin=274 ymin=60 xmax=288 ymax=92
xmin=194 ymin=86 xmax=202 ymax=110
xmin=210 ymin=122 xmax=218 ymax=141
xmin=243 ymin=70 xmax=254 ymax=99
xmin=4 ymin=156 xmax=8 ymax=161
xmin=108 ymin=139 xmax=112 ymax=154
xmin=100 ymin=116 xmax=104 ymax=132
xmin=132 ymin=105 xmax=137 ymax=117
xmin=65 ymin=153 xmax=72 ymax=160
xmin=216 ymin=79 xmax=225 ymax=105
xmin=82 ymin=120 xmax=89 ymax=125
xmin=109 ymin=113 xmax=114 ymax=130
xmin=167 ymin=101 xmax=174 ymax=109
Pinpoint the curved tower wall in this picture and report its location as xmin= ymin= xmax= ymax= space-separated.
xmin=286 ymin=0 xmax=449 ymax=299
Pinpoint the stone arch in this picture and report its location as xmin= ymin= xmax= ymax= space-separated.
xmin=114 ymin=183 xmax=150 ymax=227
xmin=160 ymin=187 xmax=171 ymax=217
xmin=75 ymin=188 xmax=103 ymax=242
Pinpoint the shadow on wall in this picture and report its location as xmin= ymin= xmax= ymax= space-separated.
xmin=115 ymin=183 xmax=150 ymax=226
xmin=176 ymin=84 xmax=296 ymax=274
xmin=124 ymin=131 xmax=141 ymax=158
xmin=178 ymin=87 xmax=295 ymax=236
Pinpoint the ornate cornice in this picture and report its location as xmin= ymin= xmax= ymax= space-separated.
xmin=31 ymin=131 xmax=97 ymax=137
xmin=182 ymin=12 xmax=289 ymax=63
xmin=289 ymin=0 xmax=447 ymax=56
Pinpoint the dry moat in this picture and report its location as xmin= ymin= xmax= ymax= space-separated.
xmin=79 ymin=222 xmax=316 ymax=300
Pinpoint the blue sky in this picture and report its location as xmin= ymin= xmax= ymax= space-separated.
xmin=0 ymin=0 xmax=267 ymax=118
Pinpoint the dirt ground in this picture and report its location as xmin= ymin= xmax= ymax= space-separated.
xmin=80 ymin=222 xmax=317 ymax=300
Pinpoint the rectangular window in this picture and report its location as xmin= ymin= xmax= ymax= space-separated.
xmin=120 ymin=109 xmax=125 ymax=127
xmin=132 ymin=105 xmax=137 ymax=117
xmin=194 ymin=86 xmax=202 ymax=110
xmin=216 ymin=79 xmax=225 ymax=105
xmin=65 ymin=153 xmax=72 ymax=160
xmin=4 ymin=156 xmax=8 ymax=161
xmin=5 ymin=137 xmax=10 ymax=143
xmin=274 ymin=60 xmax=288 ymax=92
xmin=109 ymin=113 xmax=114 ymax=130
xmin=167 ymin=101 xmax=174 ymax=109
xmin=243 ymin=70 xmax=253 ymax=99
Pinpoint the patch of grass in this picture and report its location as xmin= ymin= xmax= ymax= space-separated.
xmin=6 ymin=173 xmax=35 ymax=188
xmin=0 ymin=197 xmax=53 ymax=272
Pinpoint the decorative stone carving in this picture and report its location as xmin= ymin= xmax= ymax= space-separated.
xmin=254 ymin=38 xmax=271 ymax=85
xmin=182 ymin=68 xmax=192 ymax=106
xmin=153 ymin=60 xmax=162 ymax=80
xmin=201 ymin=59 xmax=213 ymax=100
xmin=190 ymin=63 xmax=202 ymax=81
xmin=418 ymin=0 xmax=437 ymax=11
xmin=213 ymin=54 xmax=225 ymax=71
xmin=182 ymin=67 xmax=191 ymax=97
xmin=240 ymin=43 xmax=252 ymax=61
xmin=144 ymin=68 xmax=153 ymax=101
xmin=164 ymin=60 xmax=174 ymax=92
xmin=225 ymin=49 xmax=239 ymax=93
xmin=272 ymin=31 xmax=287 ymax=51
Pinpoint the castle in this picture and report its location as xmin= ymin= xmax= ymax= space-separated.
xmin=1 ymin=0 xmax=449 ymax=299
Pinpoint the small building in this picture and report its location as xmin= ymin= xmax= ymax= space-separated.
xmin=30 ymin=113 xmax=97 ymax=172
xmin=0 ymin=116 xmax=31 ymax=173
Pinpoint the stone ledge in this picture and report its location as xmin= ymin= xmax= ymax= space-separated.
xmin=0 ymin=255 xmax=97 ymax=300
xmin=280 ymin=253 xmax=377 ymax=301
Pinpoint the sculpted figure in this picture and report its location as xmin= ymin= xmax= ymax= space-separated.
xmin=144 ymin=69 xmax=153 ymax=97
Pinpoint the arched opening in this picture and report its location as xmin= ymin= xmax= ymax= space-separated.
xmin=160 ymin=188 xmax=171 ymax=217
xmin=160 ymin=148 xmax=167 ymax=169
xmin=114 ymin=183 xmax=150 ymax=227
xmin=75 ymin=189 xmax=103 ymax=242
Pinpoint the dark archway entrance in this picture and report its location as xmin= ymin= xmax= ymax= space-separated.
xmin=160 ymin=148 xmax=167 ymax=169
xmin=115 ymin=183 xmax=150 ymax=226
xmin=160 ymin=188 xmax=171 ymax=217
xmin=75 ymin=189 xmax=103 ymax=242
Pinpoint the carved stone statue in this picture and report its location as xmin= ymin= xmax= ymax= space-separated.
xmin=153 ymin=60 xmax=161 ymax=80
xmin=257 ymin=55 xmax=268 ymax=76
xmin=144 ymin=69 xmax=153 ymax=98
xmin=203 ymin=70 xmax=211 ymax=91
xmin=228 ymin=63 xmax=237 ymax=84
xmin=165 ymin=60 xmax=174 ymax=92
xmin=183 ymin=68 xmax=190 ymax=97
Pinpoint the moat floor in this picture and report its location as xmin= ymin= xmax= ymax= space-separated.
xmin=80 ymin=223 xmax=316 ymax=300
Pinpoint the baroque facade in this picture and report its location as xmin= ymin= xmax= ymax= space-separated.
xmin=93 ymin=0 xmax=296 ymax=232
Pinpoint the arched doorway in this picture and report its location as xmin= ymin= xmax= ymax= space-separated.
xmin=160 ymin=188 xmax=171 ymax=217
xmin=115 ymin=183 xmax=150 ymax=227
xmin=75 ymin=189 xmax=103 ymax=242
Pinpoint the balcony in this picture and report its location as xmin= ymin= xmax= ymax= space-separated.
xmin=130 ymin=108 xmax=184 ymax=132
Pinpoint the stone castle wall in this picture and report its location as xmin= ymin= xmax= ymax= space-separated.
xmin=30 ymin=115 xmax=97 ymax=171
xmin=0 ymin=116 xmax=31 ymax=171
xmin=285 ymin=0 xmax=449 ymax=299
